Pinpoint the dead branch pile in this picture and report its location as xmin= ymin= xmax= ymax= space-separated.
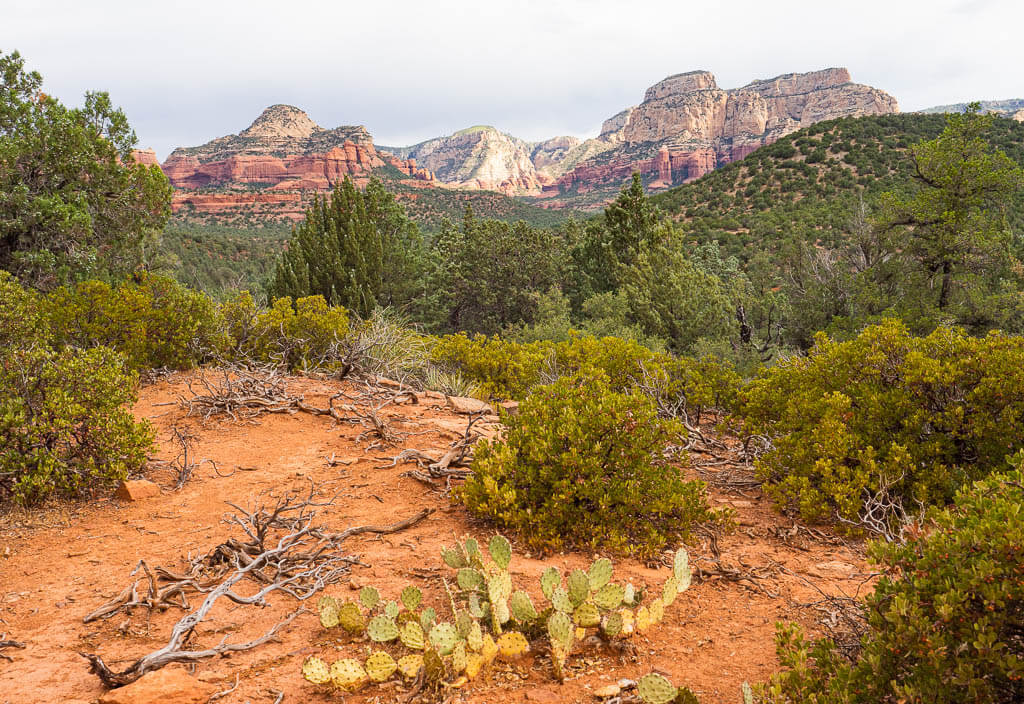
xmin=80 ymin=485 xmax=432 ymax=688
xmin=178 ymin=365 xmax=300 ymax=421
xmin=381 ymin=412 xmax=485 ymax=490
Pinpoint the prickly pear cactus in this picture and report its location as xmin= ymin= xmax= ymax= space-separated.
xmin=337 ymin=602 xmax=365 ymax=635
xmin=330 ymin=658 xmax=368 ymax=691
xmin=318 ymin=599 xmax=340 ymax=628
xmin=496 ymin=631 xmax=530 ymax=658
xmin=400 ymin=620 xmax=425 ymax=650
xmin=540 ymin=566 xmax=561 ymax=600
xmin=488 ymin=535 xmax=512 ymax=570
xmin=359 ymin=586 xmax=380 ymax=610
xmin=567 ymin=569 xmax=590 ymax=606
xmin=429 ymin=622 xmax=460 ymax=656
xmin=423 ymin=648 xmax=445 ymax=683
xmin=401 ymin=585 xmax=422 ymax=612
xmin=451 ymin=640 xmax=468 ymax=673
xmin=547 ymin=610 xmax=574 ymax=650
xmin=367 ymin=614 xmax=399 ymax=642
xmin=384 ymin=600 xmax=400 ymax=619
xmin=602 ymin=610 xmax=623 ymax=637
xmin=637 ymin=673 xmax=678 ymax=704
xmin=419 ymin=606 xmax=437 ymax=632
xmin=466 ymin=620 xmax=484 ymax=652
xmin=458 ymin=567 xmax=484 ymax=591
xmin=742 ymin=681 xmax=754 ymax=704
xmin=509 ymin=590 xmax=538 ymax=622
xmin=397 ymin=654 xmax=424 ymax=679
xmin=588 ymin=557 xmax=614 ymax=591
xmin=365 ymin=651 xmax=397 ymax=682
xmin=442 ymin=545 xmax=468 ymax=569
xmin=481 ymin=633 xmax=499 ymax=664
xmin=550 ymin=587 xmax=573 ymax=613
xmin=573 ymin=602 xmax=601 ymax=628
xmin=465 ymin=652 xmax=484 ymax=679
xmin=594 ymin=582 xmax=625 ymax=610
xmin=302 ymin=655 xmax=330 ymax=685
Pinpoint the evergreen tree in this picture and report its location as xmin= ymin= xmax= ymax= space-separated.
xmin=268 ymin=177 xmax=422 ymax=316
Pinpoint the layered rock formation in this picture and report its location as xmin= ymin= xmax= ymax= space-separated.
xmin=547 ymin=68 xmax=898 ymax=195
xmin=920 ymin=98 xmax=1024 ymax=120
xmin=387 ymin=126 xmax=541 ymax=195
xmin=161 ymin=105 xmax=434 ymax=192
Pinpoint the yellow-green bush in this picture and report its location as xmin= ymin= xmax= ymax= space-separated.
xmin=47 ymin=273 xmax=226 ymax=371
xmin=763 ymin=462 xmax=1024 ymax=704
xmin=742 ymin=319 xmax=1024 ymax=528
xmin=0 ymin=343 xmax=154 ymax=505
xmin=459 ymin=370 xmax=722 ymax=557
xmin=430 ymin=333 xmax=550 ymax=398
xmin=222 ymin=292 xmax=350 ymax=372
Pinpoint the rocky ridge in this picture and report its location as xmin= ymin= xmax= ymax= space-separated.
xmin=919 ymin=98 xmax=1024 ymax=120
xmin=544 ymin=67 xmax=899 ymax=199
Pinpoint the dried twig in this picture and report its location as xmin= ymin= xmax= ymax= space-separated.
xmin=0 ymin=634 xmax=26 ymax=662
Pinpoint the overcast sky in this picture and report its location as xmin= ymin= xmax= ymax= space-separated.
xmin=5 ymin=0 xmax=1022 ymax=159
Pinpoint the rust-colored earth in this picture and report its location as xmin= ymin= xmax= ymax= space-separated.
xmin=0 ymin=373 xmax=870 ymax=703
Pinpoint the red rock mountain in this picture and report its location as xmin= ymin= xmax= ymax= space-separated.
xmin=543 ymin=68 xmax=898 ymax=199
xmin=157 ymin=68 xmax=898 ymax=214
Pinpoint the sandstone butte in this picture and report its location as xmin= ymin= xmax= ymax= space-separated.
xmin=141 ymin=67 xmax=898 ymax=214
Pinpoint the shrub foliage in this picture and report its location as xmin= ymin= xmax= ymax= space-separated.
xmin=742 ymin=319 xmax=1024 ymax=529
xmin=460 ymin=371 xmax=720 ymax=557
xmin=763 ymin=464 xmax=1024 ymax=704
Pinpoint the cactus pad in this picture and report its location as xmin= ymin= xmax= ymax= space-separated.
xmin=419 ymin=606 xmax=437 ymax=632
xmin=318 ymin=600 xmax=340 ymax=629
xmin=329 ymin=658 xmax=367 ymax=691
xmin=456 ymin=610 xmax=473 ymax=638
xmin=663 ymin=576 xmax=679 ymax=607
xmin=367 ymin=615 xmax=400 ymax=642
xmin=428 ymin=622 xmax=459 ymax=655
xmin=400 ymin=620 xmax=425 ymax=650
xmin=602 ymin=610 xmax=623 ymax=637
xmin=547 ymin=610 xmax=574 ymax=649
xmin=488 ymin=535 xmax=512 ymax=570
xmin=467 ymin=593 xmax=487 ymax=619
xmin=497 ymin=631 xmax=530 ymax=658
xmin=481 ymin=633 xmax=499 ymax=663
xmin=673 ymin=548 xmax=689 ymax=581
xmin=463 ymin=537 xmax=481 ymax=562
xmin=302 ymin=655 xmax=330 ymax=685
xmin=588 ymin=558 xmax=614 ymax=591
xmin=742 ymin=681 xmax=754 ymax=704
xmin=442 ymin=545 xmax=467 ymax=569
xmin=466 ymin=652 xmax=485 ymax=680
xmin=540 ymin=566 xmax=561 ymax=600
xmin=423 ymin=648 xmax=445 ymax=682
xmin=337 ymin=602 xmax=365 ymax=635
xmin=451 ymin=640 xmax=468 ymax=673
xmin=637 ymin=673 xmax=678 ymax=704
xmin=635 ymin=605 xmax=652 ymax=633
xmin=359 ymin=586 xmax=380 ymax=610
xmin=365 ymin=650 xmax=397 ymax=682
xmin=675 ymin=686 xmax=700 ymax=704
xmin=466 ymin=620 xmax=484 ymax=652
xmin=594 ymin=582 xmax=626 ymax=610
xmin=620 ymin=608 xmax=636 ymax=635
xmin=492 ymin=599 xmax=511 ymax=625
xmin=458 ymin=567 xmax=484 ymax=591
xmin=649 ymin=597 xmax=665 ymax=625
xmin=400 ymin=585 xmax=422 ymax=612
xmin=573 ymin=602 xmax=601 ymax=628
xmin=551 ymin=587 xmax=573 ymax=613
xmin=488 ymin=571 xmax=512 ymax=604
xmin=550 ymin=640 xmax=569 ymax=682
xmin=397 ymin=654 xmax=424 ymax=679
xmin=567 ymin=569 xmax=591 ymax=606
xmin=384 ymin=600 xmax=400 ymax=619
xmin=509 ymin=590 xmax=538 ymax=622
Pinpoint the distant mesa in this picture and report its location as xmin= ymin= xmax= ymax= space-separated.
xmin=155 ymin=67 xmax=899 ymax=214
xmin=919 ymin=98 xmax=1024 ymax=122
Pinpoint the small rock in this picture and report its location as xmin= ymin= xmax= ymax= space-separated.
xmin=807 ymin=560 xmax=856 ymax=579
xmin=524 ymin=689 xmax=561 ymax=703
xmin=115 ymin=480 xmax=160 ymax=502
xmin=730 ymin=500 xmax=754 ymax=508
xmin=446 ymin=395 xmax=494 ymax=415
xmin=99 ymin=668 xmax=217 ymax=704
xmin=593 ymin=684 xmax=622 ymax=697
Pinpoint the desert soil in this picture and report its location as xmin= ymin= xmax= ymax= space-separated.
xmin=0 ymin=372 xmax=871 ymax=704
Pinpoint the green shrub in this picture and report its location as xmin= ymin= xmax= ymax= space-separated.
xmin=459 ymin=371 xmax=721 ymax=557
xmin=430 ymin=333 xmax=549 ymax=398
xmin=0 ymin=270 xmax=47 ymax=347
xmin=47 ymin=273 xmax=226 ymax=371
xmin=0 ymin=344 xmax=154 ymax=504
xmin=741 ymin=319 xmax=1024 ymax=529
xmin=763 ymin=463 xmax=1024 ymax=704
xmin=222 ymin=292 xmax=350 ymax=372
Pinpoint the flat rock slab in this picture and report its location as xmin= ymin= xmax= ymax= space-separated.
xmin=446 ymin=395 xmax=494 ymax=415
xmin=99 ymin=668 xmax=216 ymax=704
xmin=115 ymin=479 xmax=160 ymax=501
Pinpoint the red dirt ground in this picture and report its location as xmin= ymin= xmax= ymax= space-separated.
xmin=0 ymin=373 xmax=871 ymax=704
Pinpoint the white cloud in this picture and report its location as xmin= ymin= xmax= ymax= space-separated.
xmin=5 ymin=0 xmax=1022 ymax=158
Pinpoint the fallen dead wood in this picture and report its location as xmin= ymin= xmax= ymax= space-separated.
xmin=0 ymin=634 xmax=26 ymax=662
xmin=384 ymin=412 xmax=486 ymax=489
xmin=80 ymin=486 xmax=432 ymax=688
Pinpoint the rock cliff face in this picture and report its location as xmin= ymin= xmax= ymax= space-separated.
xmin=392 ymin=127 xmax=541 ymax=195
xmin=161 ymin=105 xmax=433 ymax=192
xmin=547 ymin=68 xmax=898 ymax=196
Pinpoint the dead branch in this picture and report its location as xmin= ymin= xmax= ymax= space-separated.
xmin=390 ymin=413 xmax=485 ymax=489
xmin=168 ymin=426 xmax=216 ymax=490
xmin=0 ymin=634 xmax=26 ymax=662
xmin=80 ymin=488 xmax=432 ymax=688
